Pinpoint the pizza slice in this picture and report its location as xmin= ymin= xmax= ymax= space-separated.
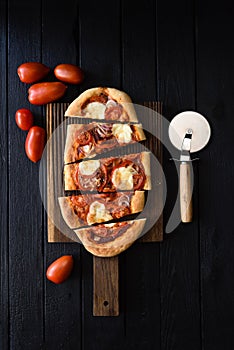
xmin=74 ymin=218 xmax=146 ymax=257
xmin=58 ymin=191 xmax=145 ymax=229
xmin=64 ymin=151 xmax=151 ymax=192
xmin=64 ymin=122 xmax=146 ymax=163
xmin=64 ymin=87 xmax=138 ymax=122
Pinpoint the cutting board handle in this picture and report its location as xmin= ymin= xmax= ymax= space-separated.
xmin=180 ymin=162 xmax=193 ymax=222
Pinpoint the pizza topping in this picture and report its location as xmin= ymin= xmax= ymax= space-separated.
xmin=81 ymin=93 xmax=108 ymax=108
xmin=106 ymin=193 xmax=131 ymax=219
xmin=82 ymin=144 xmax=92 ymax=153
xmin=87 ymin=201 xmax=113 ymax=225
xmin=83 ymin=102 xmax=106 ymax=119
xmin=110 ymin=158 xmax=146 ymax=191
xmin=81 ymin=95 xmax=124 ymax=121
xmin=67 ymin=192 xmax=135 ymax=226
xmin=106 ymin=100 xmax=117 ymax=108
xmin=79 ymin=160 xmax=100 ymax=176
xmin=70 ymin=195 xmax=89 ymax=223
xmin=72 ymin=130 xmax=95 ymax=159
xmin=75 ymin=163 xmax=108 ymax=192
xmin=117 ymin=194 xmax=130 ymax=207
xmin=112 ymin=205 xmax=131 ymax=219
xmin=105 ymin=105 xmax=123 ymax=120
xmin=87 ymin=221 xmax=130 ymax=244
xmin=75 ymin=130 xmax=93 ymax=146
xmin=112 ymin=124 xmax=132 ymax=143
xmin=75 ymin=144 xmax=92 ymax=159
xmin=77 ymin=175 xmax=100 ymax=191
xmin=95 ymin=123 xmax=113 ymax=140
xmin=89 ymin=93 xmax=108 ymax=104
xmin=112 ymin=165 xmax=137 ymax=190
xmin=133 ymin=172 xmax=146 ymax=190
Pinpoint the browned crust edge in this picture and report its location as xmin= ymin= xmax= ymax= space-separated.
xmin=58 ymin=197 xmax=81 ymax=229
xmin=140 ymin=151 xmax=152 ymax=190
xmin=74 ymin=218 xmax=146 ymax=257
xmin=131 ymin=190 xmax=145 ymax=213
xmin=64 ymin=164 xmax=77 ymax=191
xmin=64 ymin=87 xmax=138 ymax=122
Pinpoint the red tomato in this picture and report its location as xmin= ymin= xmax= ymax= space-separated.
xmin=76 ymin=131 xmax=93 ymax=145
xmin=54 ymin=64 xmax=84 ymax=84
xmin=46 ymin=255 xmax=74 ymax=284
xmin=17 ymin=62 xmax=50 ymax=84
xmin=28 ymin=82 xmax=67 ymax=105
xmin=25 ymin=126 xmax=46 ymax=163
xmin=15 ymin=108 xmax=34 ymax=131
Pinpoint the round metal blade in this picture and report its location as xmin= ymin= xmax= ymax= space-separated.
xmin=168 ymin=111 xmax=211 ymax=153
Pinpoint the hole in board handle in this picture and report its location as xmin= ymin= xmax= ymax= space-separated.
xmin=103 ymin=300 xmax=109 ymax=307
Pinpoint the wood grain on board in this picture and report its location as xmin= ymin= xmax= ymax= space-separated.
xmin=93 ymin=256 xmax=119 ymax=316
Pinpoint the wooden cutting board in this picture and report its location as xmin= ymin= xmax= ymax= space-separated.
xmin=46 ymin=101 xmax=163 ymax=316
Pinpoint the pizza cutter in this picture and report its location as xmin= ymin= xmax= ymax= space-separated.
xmin=168 ymin=111 xmax=211 ymax=223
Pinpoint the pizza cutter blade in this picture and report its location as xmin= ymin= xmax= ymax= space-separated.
xmin=168 ymin=111 xmax=211 ymax=223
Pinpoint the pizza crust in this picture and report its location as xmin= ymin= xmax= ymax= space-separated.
xmin=64 ymin=164 xmax=76 ymax=191
xmin=130 ymin=190 xmax=145 ymax=213
xmin=74 ymin=218 xmax=146 ymax=257
xmin=132 ymin=124 xmax=146 ymax=141
xmin=140 ymin=151 xmax=152 ymax=190
xmin=58 ymin=197 xmax=81 ymax=229
xmin=64 ymin=87 xmax=138 ymax=122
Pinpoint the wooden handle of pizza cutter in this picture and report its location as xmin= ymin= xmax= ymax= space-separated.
xmin=180 ymin=162 xmax=193 ymax=222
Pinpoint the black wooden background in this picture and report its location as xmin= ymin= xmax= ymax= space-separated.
xmin=1 ymin=0 xmax=234 ymax=349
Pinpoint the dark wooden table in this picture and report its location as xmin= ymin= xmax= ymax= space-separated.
xmin=1 ymin=0 xmax=234 ymax=349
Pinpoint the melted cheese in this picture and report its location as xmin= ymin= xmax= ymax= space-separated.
xmin=105 ymin=223 xmax=115 ymax=227
xmin=87 ymin=201 xmax=112 ymax=225
xmin=112 ymin=165 xmax=137 ymax=190
xmin=79 ymin=160 xmax=100 ymax=175
xmin=83 ymin=102 xmax=106 ymax=119
xmin=112 ymin=124 xmax=132 ymax=143
xmin=81 ymin=144 xmax=93 ymax=155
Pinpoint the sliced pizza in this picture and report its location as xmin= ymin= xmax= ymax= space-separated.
xmin=58 ymin=191 xmax=145 ymax=229
xmin=64 ymin=151 xmax=151 ymax=192
xmin=64 ymin=87 xmax=138 ymax=122
xmin=64 ymin=122 xmax=146 ymax=163
xmin=74 ymin=218 xmax=146 ymax=257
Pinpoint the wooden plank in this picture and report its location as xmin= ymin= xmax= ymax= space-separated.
xmin=46 ymin=103 xmax=73 ymax=243
xmin=197 ymin=2 xmax=234 ymax=348
xmin=93 ymin=257 xmax=119 ymax=316
xmin=0 ymin=0 xmax=9 ymax=349
xmin=157 ymin=0 xmax=201 ymax=348
xmin=41 ymin=1 xmax=82 ymax=348
xmin=140 ymin=101 xmax=163 ymax=242
xmin=7 ymin=0 xmax=44 ymax=348
xmin=121 ymin=0 xmax=161 ymax=348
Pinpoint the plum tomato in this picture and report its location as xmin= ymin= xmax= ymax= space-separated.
xmin=15 ymin=108 xmax=34 ymax=131
xmin=54 ymin=64 xmax=84 ymax=84
xmin=46 ymin=255 xmax=74 ymax=284
xmin=25 ymin=126 xmax=46 ymax=163
xmin=28 ymin=82 xmax=67 ymax=105
xmin=17 ymin=62 xmax=50 ymax=84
